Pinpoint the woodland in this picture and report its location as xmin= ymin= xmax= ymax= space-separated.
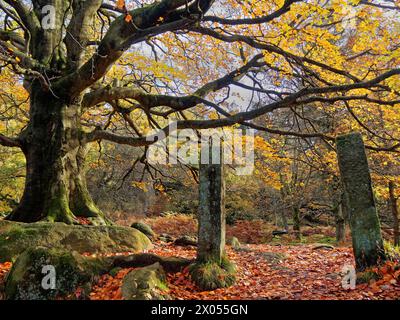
xmin=0 ymin=0 xmax=399 ymax=301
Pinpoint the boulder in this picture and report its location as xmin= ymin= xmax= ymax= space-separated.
xmin=312 ymin=244 xmax=335 ymax=251
xmin=0 ymin=220 xmax=152 ymax=262
xmin=131 ymin=222 xmax=156 ymax=240
xmin=111 ymin=253 xmax=192 ymax=273
xmin=5 ymin=247 xmax=111 ymax=300
xmin=229 ymin=237 xmax=241 ymax=250
xmin=174 ymin=235 xmax=197 ymax=247
xmin=121 ymin=263 xmax=169 ymax=300
xmin=159 ymin=233 xmax=174 ymax=243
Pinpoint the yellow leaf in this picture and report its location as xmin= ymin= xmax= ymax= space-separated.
xmin=116 ymin=0 xmax=125 ymax=9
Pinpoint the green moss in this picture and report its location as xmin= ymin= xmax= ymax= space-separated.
xmin=307 ymin=235 xmax=337 ymax=244
xmin=356 ymin=270 xmax=381 ymax=284
xmin=5 ymin=247 xmax=111 ymax=300
xmin=383 ymin=240 xmax=400 ymax=261
xmin=0 ymin=220 xmax=152 ymax=262
xmin=131 ymin=222 xmax=156 ymax=239
xmin=46 ymin=186 xmax=76 ymax=225
xmin=109 ymin=267 xmax=122 ymax=277
xmin=189 ymin=257 xmax=236 ymax=291
xmin=121 ymin=263 xmax=169 ymax=300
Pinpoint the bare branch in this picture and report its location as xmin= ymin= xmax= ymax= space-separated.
xmin=0 ymin=133 xmax=21 ymax=148
xmin=203 ymin=0 xmax=301 ymax=25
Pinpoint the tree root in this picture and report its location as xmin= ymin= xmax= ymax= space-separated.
xmin=110 ymin=253 xmax=193 ymax=273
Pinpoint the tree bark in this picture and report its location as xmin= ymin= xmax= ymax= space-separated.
xmin=388 ymin=181 xmax=400 ymax=247
xmin=336 ymin=132 xmax=386 ymax=271
xmin=332 ymin=189 xmax=346 ymax=243
xmin=292 ymin=205 xmax=301 ymax=240
xmin=6 ymin=83 xmax=105 ymax=224
xmin=334 ymin=202 xmax=346 ymax=243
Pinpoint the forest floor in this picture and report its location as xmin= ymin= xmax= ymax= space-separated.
xmin=1 ymin=215 xmax=399 ymax=300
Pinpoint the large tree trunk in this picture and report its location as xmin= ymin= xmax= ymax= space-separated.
xmin=6 ymin=84 xmax=105 ymax=224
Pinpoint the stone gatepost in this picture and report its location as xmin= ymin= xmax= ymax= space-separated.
xmin=336 ymin=132 xmax=386 ymax=271
xmin=197 ymin=140 xmax=226 ymax=264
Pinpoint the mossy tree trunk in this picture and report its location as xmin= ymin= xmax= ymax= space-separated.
xmin=336 ymin=133 xmax=386 ymax=271
xmin=0 ymin=0 xmax=218 ymax=225
xmin=6 ymin=83 xmax=105 ymax=224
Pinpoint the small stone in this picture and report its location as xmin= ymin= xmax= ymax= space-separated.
xmin=174 ymin=236 xmax=197 ymax=247
xmin=312 ymin=244 xmax=335 ymax=250
xmin=130 ymin=222 xmax=156 ymax=240
xmin=230 ymin=237 xmax=241 ymax=250
xmin=262 ymin=252 xmax=287 ymax=264
xmin=159 ymin=234 xmax=174 ymax=243
xmin=121 ymin=263 xmax=168 ymax=300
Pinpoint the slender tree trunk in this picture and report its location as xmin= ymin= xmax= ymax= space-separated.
xmin=332 ymin=189 xmax=346 ymax=243
xmin=292 ymin=205 xmax=301 ymax=240
xmin=334 ymin=204 xmax=346 ymax=243
xmin=280 ymin=211 xmax=289 ymax=231
xmin=6 ymin=84 xmax=105 ymax=224
xmin=279 ymin=186 xmax=289 ymax=231
xmin=389 ymin=181 xmax=400 ymax=247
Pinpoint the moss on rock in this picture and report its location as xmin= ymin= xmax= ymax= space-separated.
xmin=5 ymin=247 xmax=111 ymax=300
xmin=121 ymin=263 xmax=169 ymax=300
xmin=174 ymin=235 xmax=197 ymax=247
xmin=131 ymin=222 xmax=156 ymax=240
xmin=229 ymin=237 xmax=241 ymax=250
xmin=0 ymin=220 xmax=152 ymax=262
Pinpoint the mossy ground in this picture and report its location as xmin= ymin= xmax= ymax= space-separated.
xmin=189 ymin=256 xmax=236 ymax=291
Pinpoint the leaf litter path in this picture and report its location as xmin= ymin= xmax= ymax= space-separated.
xmin=91 ymin=243 xmax=400 ymax=300
xmin=1 ymin=244 xmax=399 ymax=300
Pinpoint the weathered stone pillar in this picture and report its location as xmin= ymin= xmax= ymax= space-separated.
xmin=197 ymin=142 xmax=226 ymax=263
xmin=190 ymin=140 xmax=235 ymax=291
xmin=336 ymin=132 xmax=386 ymax=271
